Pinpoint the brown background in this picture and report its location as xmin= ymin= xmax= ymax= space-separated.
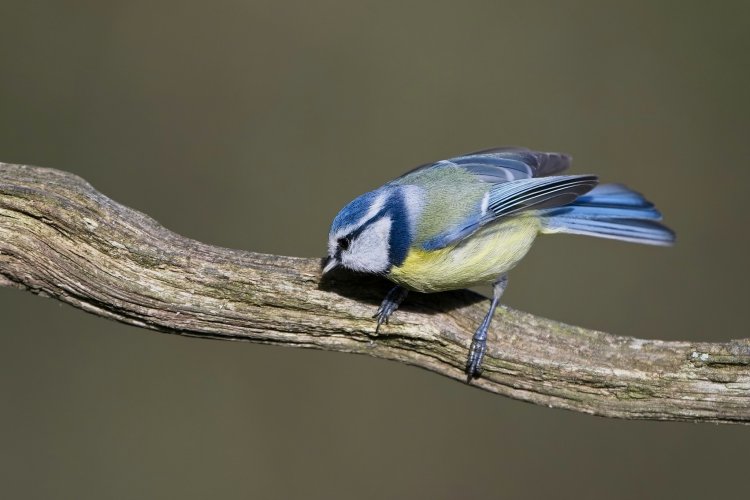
xmin=1 ymin=1 xmax=749 ymax=499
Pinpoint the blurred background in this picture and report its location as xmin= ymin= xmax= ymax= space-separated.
xmin=1 ymin=1 xmax=748 ymax=498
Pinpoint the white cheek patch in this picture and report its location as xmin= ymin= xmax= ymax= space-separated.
xmin=341 ymin=216 xmax=392 ymax=273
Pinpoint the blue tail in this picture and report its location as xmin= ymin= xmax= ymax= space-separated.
xmin=540 ymin=184 xmax=675 ymax=246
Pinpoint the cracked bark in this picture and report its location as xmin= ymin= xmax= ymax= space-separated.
xmin=1 ymin=162 xmax=748 ymax=424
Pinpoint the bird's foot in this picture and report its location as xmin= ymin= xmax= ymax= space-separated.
xmin=465 ymin=335 xmax=487 ymax=381
xmin=373 ymin=286 xmax=409 ymax=333
xmin=465 ymin=319 xmax=491 ymax=381
xmin=465 ymin=275 xmax=506 ymax=382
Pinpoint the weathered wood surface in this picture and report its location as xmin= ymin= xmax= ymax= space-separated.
xmin=1 ymin=162 xmax=748 ymax=423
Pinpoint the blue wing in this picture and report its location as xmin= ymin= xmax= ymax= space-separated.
xmin=396 ymin=146 xmax=573 ymax=184
xmin=421 ymin=174 xmax=598 ymax=250
xmin=539 ymin=184 xmax=675 ymax=246
xmin=401 ymin=147 xmax=595 ymax=251
xmin=462 ymin=147 xmax=573 ymax=178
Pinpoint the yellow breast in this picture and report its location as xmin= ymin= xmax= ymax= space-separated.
xmin=388 ymin=215 xmax=542 ymax=292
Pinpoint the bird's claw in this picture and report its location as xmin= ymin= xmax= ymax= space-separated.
xmin=373 ymin=307 xmax=391 ymax=333
xmin=465 ymin=337 xmax=486 ymax=381
xmin=373 ymin=286 xmax=408 ymax=334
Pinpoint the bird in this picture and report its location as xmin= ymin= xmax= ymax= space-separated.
xmin=322 ymin=147 xmax=674 ymax=381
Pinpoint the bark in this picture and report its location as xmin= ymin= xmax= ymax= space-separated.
xmin=1 ymin=162 xmax=748 ymax=423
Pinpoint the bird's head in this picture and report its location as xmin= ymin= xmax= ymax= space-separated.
xmin=323 ymin=186 xmax=421 ymax=275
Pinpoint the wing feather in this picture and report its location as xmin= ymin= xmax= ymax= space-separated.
xmin=394 ymin=147 xmax=573 ymax=184
xmin=465 ymin=147 xmax=573 ymax=177
xmin=394 ymin=147 xmax=592 ymax=250
xmin=422 ymin=175 xmax=598 ymax=250
xmin=487 ymin=175 xmax=598 ymax=217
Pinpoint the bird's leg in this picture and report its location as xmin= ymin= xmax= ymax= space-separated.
xmin=373 ymin=286 xmax=409 ymax=333
xmin=466 ymin=275 xmax=508 ymax=381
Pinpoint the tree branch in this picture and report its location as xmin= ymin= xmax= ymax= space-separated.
xmin=1 ymin=162 xmax=748 ymax=424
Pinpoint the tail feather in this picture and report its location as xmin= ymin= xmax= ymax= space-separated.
xmin=540 ymin=184 xmax=675 ymax=246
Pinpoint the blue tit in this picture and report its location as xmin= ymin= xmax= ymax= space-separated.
xmin=322 ymin=147 xmax=674 ymax=380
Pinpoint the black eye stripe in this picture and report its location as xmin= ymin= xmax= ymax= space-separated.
xmin=335 ymin=205 xmax=395 ymax=258
xmin=336 ymin=209 xmax=384 ymax=251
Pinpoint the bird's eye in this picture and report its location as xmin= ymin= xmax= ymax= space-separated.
xmin=337 ymin=237 xmax=351 ymax=251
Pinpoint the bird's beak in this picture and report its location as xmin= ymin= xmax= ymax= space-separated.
xmin=321 ymin=256 xmax=339 ymax=275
